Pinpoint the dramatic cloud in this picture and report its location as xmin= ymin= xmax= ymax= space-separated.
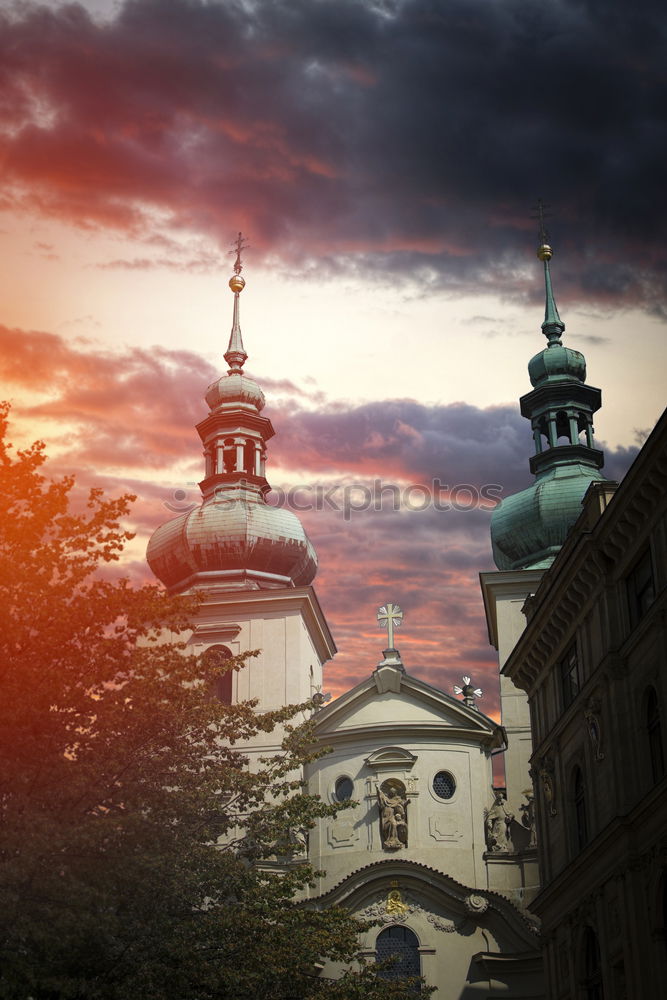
xmin=1 ymin=325 xmax=640 ymax=709
xmin=1 ymin=0 xmax=665 ymax=311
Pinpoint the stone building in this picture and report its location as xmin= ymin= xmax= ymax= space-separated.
xmin=500 ymin=413 xmax=667 ymax=998
xmin=481 ymin=216 xmax=667 ymax=998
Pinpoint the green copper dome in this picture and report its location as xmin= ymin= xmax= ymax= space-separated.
xmin=491 ymin=460 xmax=605 ymax=571
xmin=528 ymin=342 xmax=586 ymax=386
xmin=490 ymin=220 xmax=605 ymax=572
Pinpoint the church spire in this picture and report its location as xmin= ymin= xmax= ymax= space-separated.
xmin=534 ymin=199 xmax=565 ymax=343
xmin=224 ymin=232 xmax=249 ymax=374
xmin=146 ymin=235 xmax=318 ymax=593
xmin=489 ymin=205 xmax=606 ymax=571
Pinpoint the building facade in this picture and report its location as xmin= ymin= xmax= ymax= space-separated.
xmin=501 ymin=414 xmax=667 ymax=999
xmin=481 ymin=216 xmax=667 ymax=998
xmin=146 ymin=238 xmax=544 ymax=997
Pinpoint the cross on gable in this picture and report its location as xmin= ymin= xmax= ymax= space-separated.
xmin=377 ymin=603 xmax=403 ymax=650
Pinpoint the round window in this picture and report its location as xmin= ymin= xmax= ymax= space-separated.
xmin=334 ymin=776 xmax=354 ymax=801
xmin=433 ymin=771 xmax=456 ymax=799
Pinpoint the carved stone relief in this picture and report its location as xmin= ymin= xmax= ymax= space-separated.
xmin=357 ymin=889 xmax=462 ymax=933
xmin=327 ymin=822 xmax=360 ymax=849
xmin=463 ymin=893 xmax=489 ymax=916
xmin=428 ymin=814 xmax=463 ymax=842
xmin=538 ymin=755 xmax=557 ymax=816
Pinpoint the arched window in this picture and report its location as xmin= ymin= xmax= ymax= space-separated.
xmin=573 ymin=766 xmax=588 ymax=851
xmin=646 ymin=687 xmax=665 ymax=784
xmin=376 ymin=925 xmax=420 ymax=991
xmin=201 ymin=644 xmax=233 ymax=704
xmin=581 ymin=927 xmax=603 ymax=1000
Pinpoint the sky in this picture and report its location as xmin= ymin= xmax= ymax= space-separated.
xmin=1 ymin=0 xmax=665 ymax=717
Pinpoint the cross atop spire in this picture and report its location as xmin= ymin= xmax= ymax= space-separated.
xmin=224 ymin=232 xmax=249 ymax=374
xmin=532 ymin=198 xmax=551 ymax=248
xmin=229 ymin=231 xmax=250 ymax=276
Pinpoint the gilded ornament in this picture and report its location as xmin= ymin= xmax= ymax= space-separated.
xmin=229 ymin=274 xmax=246 ymax=293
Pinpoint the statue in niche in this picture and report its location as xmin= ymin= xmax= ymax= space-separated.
xmin=377 ymin=780 xmax=408 ymax=850
xmin=538 ymin=755 xmax=557 ymax=816
xmin=584 ymin=697 xmax=605 ymax=762
xmin=484 ymin=789 xmax=514 ymax=853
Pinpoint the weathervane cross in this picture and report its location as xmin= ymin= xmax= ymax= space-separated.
xmin=454 ymin=675 xmax=483 ymax=708
xmin=229 ymin=231 xmax=250 ymax=275
xmin=531 ymin=198 xmax=551 ymax=246
xmin=377 ymin=603 xmax=403 ymax=650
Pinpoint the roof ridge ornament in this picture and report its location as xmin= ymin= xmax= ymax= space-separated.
xmin=224 ymin=231 xmax=250 ymax=374
xmin=454 ymin=675 xmax=483 ymax=709
xmin=531 ymin=199 xmax=564 ymax=345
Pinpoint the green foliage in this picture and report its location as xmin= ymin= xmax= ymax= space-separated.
xmin=0 ymin=405 xmax=429 ymax=999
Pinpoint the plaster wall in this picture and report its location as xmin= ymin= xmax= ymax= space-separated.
xmin=307 ymin=735 xmax=494 ymax=895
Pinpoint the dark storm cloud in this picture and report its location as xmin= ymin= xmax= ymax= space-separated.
xmin=1 ymin=0 xmax=665 ymax=311
xmin=268 ymin=397 xmax=637 ymax=497
xmin=0 ymin=322 xmax=640 ymax=706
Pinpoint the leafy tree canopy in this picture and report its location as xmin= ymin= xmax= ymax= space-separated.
xmin=0 ymin=404 xmax=428 ymax=999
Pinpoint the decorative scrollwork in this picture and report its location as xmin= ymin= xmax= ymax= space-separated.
xmin=464 ymin=893 xmax=489 ymax=916
xmin=357 ymin=892 xmax=462 ymax=933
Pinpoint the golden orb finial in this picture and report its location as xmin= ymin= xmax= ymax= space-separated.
xmin=229 ymin=273 xmax=245 ymax=293
xmin=537 ymin=244 xmax=553 ymax=261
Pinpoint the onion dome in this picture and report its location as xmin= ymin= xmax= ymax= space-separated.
xmin=491 ymin=460 xmax=605 ymax=571
xmin=490 ymin=206 xmax=605 ymax=572
xmin=204 ymin=372 xmax=265 ymax=413
xmin=147 ymin=233 xmax=317 ymax=593
xmin=147 ymin=490 xmax=317 ymax=592
xmin=528 ymin=343 xmax=586 ymax=387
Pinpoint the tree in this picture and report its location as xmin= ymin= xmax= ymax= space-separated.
xmin=0 ymin=404 xmax=428 ymax=1000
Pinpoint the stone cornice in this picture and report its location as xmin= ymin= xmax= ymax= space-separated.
xmin=313 ymin=668 xmax=503 ymax=749
xmin=479 ymin=568 xmax=546 ymax=650
xmin=195 ymin=584 xmax=337 ymax=663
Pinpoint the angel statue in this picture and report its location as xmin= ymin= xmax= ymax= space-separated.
xmin=377 ymin=783 xmax=408 ymax=850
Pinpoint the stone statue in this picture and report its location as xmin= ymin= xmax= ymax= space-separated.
xmin=519 ymin=788 xmax=537 ymax=847
xmin=377 ymin=784 xmax=408 ymax=850
xmin=484 ymin=789 xmax=513 ymax=853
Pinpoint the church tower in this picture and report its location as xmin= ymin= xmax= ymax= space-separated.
xmin=481 ymin=208 xmax=606 ymax=812
xmin=147 ymin=236 xmax=336 ymax=743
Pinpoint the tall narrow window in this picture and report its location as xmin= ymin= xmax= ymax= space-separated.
xmin=647 ymin=687 xmax=665 ymax=783
xmin=626 ymin=548 xmax=656 ymax=630
xmin=582 ymin=927 xmax=604 ymax=1000
xmin=376 ymin=925 xmax=420 ymax=992
xmin=573 ymin=767 xmax=588 ymax=851
xmin=560 ymin=643 xmax=581 ymax=709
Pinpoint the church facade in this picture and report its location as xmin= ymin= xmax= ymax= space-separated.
xmin=146 ymin=224 xmax=659 ymax=997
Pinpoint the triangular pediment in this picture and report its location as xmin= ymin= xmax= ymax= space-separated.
xmin=314 ymin=664 xmax=500 ymax=747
